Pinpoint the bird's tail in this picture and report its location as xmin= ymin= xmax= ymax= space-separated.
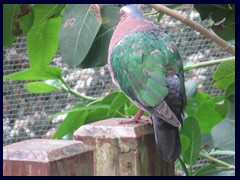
xmin=152 ymin=115 xmax=181 ymax=162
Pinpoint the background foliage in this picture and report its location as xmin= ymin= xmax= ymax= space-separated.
xmin=3 ymin=4 xmax=235 ymax=176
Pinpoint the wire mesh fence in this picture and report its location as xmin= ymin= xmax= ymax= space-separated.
xmin=3 ymin=4 xmax=233 ymax=175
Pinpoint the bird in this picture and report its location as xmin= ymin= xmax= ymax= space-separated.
xmin=108 ymin=4 xmax=186 ymax=162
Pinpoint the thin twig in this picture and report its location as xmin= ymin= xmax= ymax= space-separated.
xmin=147 ymin=4 xmax=235 ymax=55
xmin=144 ymin=11 xmax=159 ymax=16
xmin=199 ymin=152 xmax=235 ymax=170
xmin=184 ymin=56 xmax=235 ymax=71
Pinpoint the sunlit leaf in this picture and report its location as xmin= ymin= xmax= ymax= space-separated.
xmin=3 ymin=66 xmax=62 ymax=81
xmin=213 ymin=60 xmax=235 ymax=90
xmin=185 ymin=92 xmax=211 ymax=117
xmin=196 ymin=96 xmax=224 ymax=134
xmin=108 ymin=91 xmax=129 ymax=114
xmin=51 ymin=103 xmax=88 ymax=139
xmin=24 ymin=82 xmax=58 ymax=93
xmin=27 ymin=17 xmax=62 ymax=72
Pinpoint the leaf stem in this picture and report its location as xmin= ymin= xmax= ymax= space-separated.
xmin=60 ymin=78 xmax=101 ymax=102
xmin=113 ymin=110 xmax=125 ymax=117
xmin=179 ymin=157 xmax=190 ymax=176
xmin=147 ymin=4 xmax=235 ymax=55
xmin=184 ymin=56 xmax=235 ymax=71
xmin=189 ymin=166 xmax=193 ymax=176
xmin=199 ymin=152 xmax=235 ymax=170
xmin=143 ymin=11 xmax=159 ymax=16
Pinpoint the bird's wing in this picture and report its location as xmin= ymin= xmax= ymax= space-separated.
xmin=110 ymin=29 xmax=184 ymax=126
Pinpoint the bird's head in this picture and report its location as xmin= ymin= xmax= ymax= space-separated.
xmin=119 ymin=4 xmax=145 ymax=20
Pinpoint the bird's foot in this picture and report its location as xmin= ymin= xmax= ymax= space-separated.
xmin=119 ymin=109 xmax=144 ymax=124
xmin=137 ymin=116 xmax=153 ymax=125
xmin=119 ymin=110 xmax=152 ymax=125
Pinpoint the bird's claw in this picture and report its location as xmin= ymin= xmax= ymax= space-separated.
xmin=119 ymin=109 xmax=152 ymax=125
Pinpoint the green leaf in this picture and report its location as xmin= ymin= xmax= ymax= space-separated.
xmin=185 ymin=92 xmax=211 ymax=117
xmin=213 ymin=60 xmax=235 ymax=90
xmin=202 ymin=169 xmax=235 ymax=176
xmin=24 ymin=82 xmax=58 ymax=93
xmin=99 ymin=90 xmax=122 ymax=104
xmin=157 ymin=13 xmax=163 ymax=22
xmin=44 ymin=79 xmax=67 ymax=90
xmin=108 ymin=91 xmax=129 ymax=114
xmin=180 ymin=135 xmax=190 ymax=156
xmin=59 ymin=4 xmax=102 ymax=67
xmin=3 ymin=66 xmax=62 ymax=81
xmin=194 ymin=4 xmax=233 ymax=22
xmin=212 ymin=12 xmax=235 ymax=41
xmin=211 ymin=94 xmax=235 ymax=150
xmin=194 ymin=164 xmax=218 ymax=176
xmin=220 ymin=155 xmax=235 ymax=165
xmin=214 ymin=100 xmax=228 ymax=117
xmin=84 ymin=90 xmax=124 ymax=124
xmin=31 ymin=4 xmax=66 ymax=25
xmin=50 ymin=104 xmax=110 ymax=118
xmin=51 ymin=103 xmax=89 ymax=139
xmin=124 ymin=102 xmax=149 ymax=118
xmin=226 ymin=93 xmax=235 ymax=120
xmin=62 ymin=132 xmax=73 ymax=140
xmin=3 ymin=4 xmax=20 ymax=47
xmin=201 ymin=134 xmax=214 ymax=152
xmin=196 ymin=96 xmax=224 ymax=134
xmin=180 ymin=117 xmax=201 ymax=166
xmin=79 ymin=6 xmax=120 ymax=68
xmin=209 ymin=150 xmax=235 ymax=156
xmin=125 ymin=103 xmax=139 ymax=117
xmin=27 ymin=17 xmax=62 ymax=72
xmin=214 ymin=82 xmax=235 ymax=117
xmin=185 ymin=80 xmax=199 ymax=100
xmin=16 ymin=11 xmax=34 ymax=34
xmin=84 ymin=108 xmax=110 ymax=124
xmin=157 ymin=4 xmax=182 ymax=22
xmin=26 ymin=5 xmax=65 ymax=72
xmin=225 ymin=83 xmax=235 ymax=99
xmin=194 ymin=4 xmax=235 ymax=41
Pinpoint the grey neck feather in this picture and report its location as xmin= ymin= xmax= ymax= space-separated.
xmin=121 ymin=4 xmax=145 ymax=19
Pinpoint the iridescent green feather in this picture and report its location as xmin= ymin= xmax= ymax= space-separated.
xmin=110 ymin=29 xmax=185 ymax=108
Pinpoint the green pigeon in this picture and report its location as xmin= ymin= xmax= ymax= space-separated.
xmin=108 ymin=4 xmax=186 ymax=162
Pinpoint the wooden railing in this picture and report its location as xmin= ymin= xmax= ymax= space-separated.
xmin=3 ymin=118 xmax=174 ymax=176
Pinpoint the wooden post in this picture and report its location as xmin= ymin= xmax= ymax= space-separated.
xmin=74 ymin=118 xmax=175 ymax=176
xmin=3 ymin=139 xmax=94 ymax=176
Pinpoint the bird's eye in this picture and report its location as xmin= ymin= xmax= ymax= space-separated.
xmin=120 ymin=9 xmax=125 ymax=17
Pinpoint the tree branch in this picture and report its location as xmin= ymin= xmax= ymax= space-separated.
xmin=147 ymin=4 xmax=235 ymax=55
